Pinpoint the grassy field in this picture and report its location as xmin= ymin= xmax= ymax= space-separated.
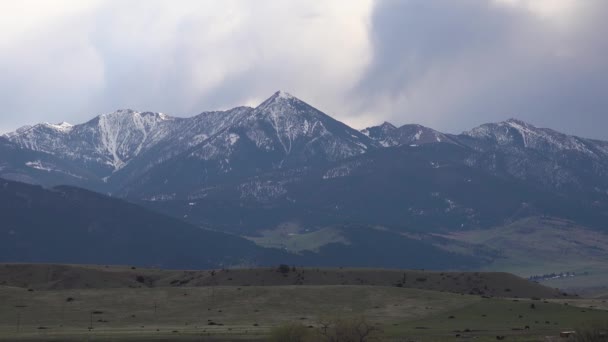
xmin=0 ymin=284 xmax=474 ymax=341
xmin=0 ymin=285 xmax=606 ymax=341
xmin=0 ymin=264 xmax=606 ymax=341
xmin=246 ymin=226 xmax=349 ymax=253
xmin=386 ymin=297 xmax=608 ymax=341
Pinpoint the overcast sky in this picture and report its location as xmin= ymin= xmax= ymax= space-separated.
xmin=1 ymin=0 xmax=607 ymax=139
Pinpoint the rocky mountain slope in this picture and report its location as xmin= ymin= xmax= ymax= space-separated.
xmin=3 ymin=91 xmax=608 ymax=234
xmin=119 ymin=91 xmax=378 ymax=198
xmin=5 ymin=107 xmax=252 ymax=184
xmin=0 ymin=136 xmax=94 ymax=187
xmin=362 ymin=118 xmax=608 ymax=194
xmin=460 ymin=119 xmax=608 ymax=193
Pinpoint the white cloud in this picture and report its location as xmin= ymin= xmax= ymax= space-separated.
xmin=0 ymin=0 xmax=373 ymax=133
xmin=0 ymin=0 xmax=606 ymax=140
xmin=494 ymin=0 xmax=577 ymax=19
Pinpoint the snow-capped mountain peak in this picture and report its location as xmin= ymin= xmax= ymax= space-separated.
xmin=3 ymin=94 xmax=608 ymax=203
xmin=379 ymin=121 xmax=397 ymax=130
xmin=361 ymin=122 xmax=397 ymax=146
xmin=88 ymin=110 xmax=175 ymax=169
xmin=465 ymin=119 xmax=538 ymax=145
xmin=4 ymin=109 xmax=179 ymax=173
xmin=248 ymin=92 xmax=340 ymax=142
xmin=275 ymin=90 xmax=295 ymax=100
xmin=362 ymin=122 xmax=453 ymax=147
xmin=254 ymin=90 xmax=312 ymax=116
xmin=43 ymin=121 xmax=74 ymax=132
xmin=464 ymin=118 xmax=603 ymax=157
xmin=3 ymin=104 xmax=257 ymax=181
xmin=505 ymin=118 xmax=532 ymax=127
xmin=97 ymin=109 xmax=172 ymax=122
xmin=188 ymin=91 xmax=377 ymax=166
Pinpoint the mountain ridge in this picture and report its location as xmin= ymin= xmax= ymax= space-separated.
xmin=3 ymin=91 xmax=608 ymax=230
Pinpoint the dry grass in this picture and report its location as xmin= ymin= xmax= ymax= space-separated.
xmin=0 ymin=263 xmax=567 ymax=299
xmin=0 ymin=285 xmax=475 ymax=341
xmin=0 ymin=264 xmax=605 ymax=341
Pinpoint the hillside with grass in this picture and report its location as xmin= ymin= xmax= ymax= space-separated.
xmin=0 ymin=264 xmax=569 ymax=299
xmin=0 ymin=179 xmax=296 ymax=270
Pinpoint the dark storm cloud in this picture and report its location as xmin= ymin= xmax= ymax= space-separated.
xmin=355 ymin=0 xmax=608 ymax=139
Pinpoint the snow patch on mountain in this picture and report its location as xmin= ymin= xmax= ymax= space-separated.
xmin=94 ymin=110 xmax=173 ymax=169
xmin=228 ymin=133 xmax=240 ymax=146
xmin=25 ymin=160 xmax=83 ymax=179
xmin=323 ymin=160 xmax=366 ymax=180
xmin=238 ymin=180 xmax=287 ymax=202
xmin=25 ymin=160 xmax=53 ymax=172
xmin=45 ymin=122 xmax=73 ymax=132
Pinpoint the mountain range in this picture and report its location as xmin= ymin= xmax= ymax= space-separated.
xmin=2 ymin=91 xmax=608 ymax=275
xmin=5 ymin=91 xmax=608 ymax=198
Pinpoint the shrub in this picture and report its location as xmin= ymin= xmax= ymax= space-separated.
xmin=271 ymin=316 xmax=382 ymax=342
xmin=316 ymin=316 xmax=382 ymax=342
xmin=269 ymin=323 xmax=312 ymax=342
xmin=569 ymin=321 xmax=608 ymax=342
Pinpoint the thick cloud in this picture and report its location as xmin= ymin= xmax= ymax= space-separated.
xmin=1 ymin=0 xmax=607 ymax=140
xmin=0 ymin=0 xmax=372 ymax=132
xmin=354 ymin=0 xmax=608 ymax=138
